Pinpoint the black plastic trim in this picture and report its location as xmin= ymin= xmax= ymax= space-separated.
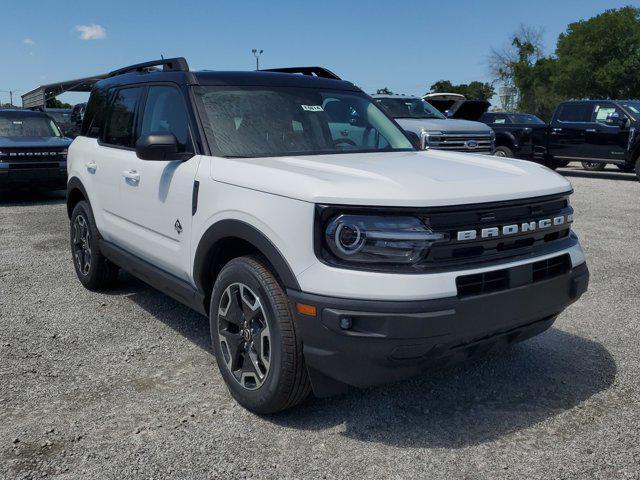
xmin=193 ymin=219 xmax=300 ymax=293
xmin=99 ymin=240 xmax=207 ymax=316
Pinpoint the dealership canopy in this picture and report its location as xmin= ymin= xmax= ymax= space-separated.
xmin=21 ymin=74 xmax=106 ymax=109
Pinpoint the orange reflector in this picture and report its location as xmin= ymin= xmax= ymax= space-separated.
xmin=296 ymin=303 xmax=317 ymax=316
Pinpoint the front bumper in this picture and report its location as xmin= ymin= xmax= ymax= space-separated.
xmin=0 ymin=164 xmax=67 ymax=189
xmin=289 ymin=262 xmax=588 ymax=396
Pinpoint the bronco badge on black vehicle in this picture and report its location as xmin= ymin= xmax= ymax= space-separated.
xmin=66 ymin=58 xmax=589 ymax=413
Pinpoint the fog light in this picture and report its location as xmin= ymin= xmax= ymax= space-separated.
xmin=339 ymin=317 xmax=353 ymax=330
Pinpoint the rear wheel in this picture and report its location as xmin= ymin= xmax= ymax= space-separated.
xmin=210 ymin=256 xmax=311 ymax=414
xmin=494 ymin=146 xmax=514 ymax=158
xmin=581 ymin=161 xmax=606 ymax=171
xmin=70 ymin=201 xmax=119 ymax=289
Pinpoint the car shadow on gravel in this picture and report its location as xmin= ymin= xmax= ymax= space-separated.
xmin=270 ymin=328 xmax=616 ymax=449
xmin=0 ymin=189 xmax=66 ymax=206
xmin=102 ymin=275 xmax=616 ymax=449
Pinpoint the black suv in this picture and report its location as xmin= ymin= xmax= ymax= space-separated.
xmin=0 ymin=109 xmax=71 ymax=190
xmin=480 ymin=112 xmax=548 ymax=159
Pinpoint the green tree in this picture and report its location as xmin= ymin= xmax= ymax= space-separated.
xmin=428 ymin=80 xmax=495 ymax=100
xmin=554 ymin=6 xmax=640 ymax=99
xmin=375 ymin=87 xmax=393 ymax=94
xmin=46 ymin=98 xmax=73 ymax=109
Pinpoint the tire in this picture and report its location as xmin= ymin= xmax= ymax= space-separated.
xmin=581 ymin=161 xmax=606 ymax=171
xmin=636 ymin=160 xmax=640 ymax=182
xmin=616 ymin=163 xmax=635 ymax=173
xmin=494 ymin=146 xmax=514 ymax=158
xmin=70 ymin=201 xmax=119 ymax=290
xmin=210 ymin=255 xmax=311 ymax=414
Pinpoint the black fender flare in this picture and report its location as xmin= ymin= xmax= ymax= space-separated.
xmin=193 ymin=219 xmax=301 ymax=294
xmin=66 ymin=176 xmax=90 ymax=218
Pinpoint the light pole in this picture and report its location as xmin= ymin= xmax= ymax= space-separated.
xmin=252 ymin=49 xmax=264 ymax=70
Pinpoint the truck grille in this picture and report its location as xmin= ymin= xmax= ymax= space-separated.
xmin=0 ymin=148 xmax=67 ymax=169
xmin=426 ymin=132 xmax=494 ymax=154
xmin=420 ymin=193 xmax=574 ymax=270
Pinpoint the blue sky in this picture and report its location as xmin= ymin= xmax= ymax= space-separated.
xmin=1 ymin=0 xmax=636 ymax=106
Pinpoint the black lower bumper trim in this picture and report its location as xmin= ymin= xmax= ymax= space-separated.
xmin=288 ymin=262 xmax=588 ymax=396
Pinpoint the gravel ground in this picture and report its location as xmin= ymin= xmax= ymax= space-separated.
xmin=1 ymin=165 xmax=639 ymax=480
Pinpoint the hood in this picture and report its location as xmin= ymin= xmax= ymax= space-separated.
xmin=210 ymin=150 xmax=572 ymax=207
xmin=395 ymin=118 xmax=492 ymax=134
xmin=0 ymin=136 xmax=72 ymax=148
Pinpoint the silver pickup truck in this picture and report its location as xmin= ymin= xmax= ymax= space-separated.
xmin=373 ymin=93 xmax=495 ymax=154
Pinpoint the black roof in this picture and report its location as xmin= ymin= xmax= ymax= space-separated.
xmin=95 ymin=69 xmax=359 ymax=92
xmin=94 ymin=57 xmax=359 ymax=92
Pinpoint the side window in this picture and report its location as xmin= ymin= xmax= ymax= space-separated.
xmin=141 ymin=86 xmax=192 ymax=152
xmin=102 ymin=87 xmax=143 ymax=147
xmin=82 ymin=89 xmax=110 ymax=138
xmin=592 ymin=104 xmax=625 ymax=126
xmin=555 ymin=104 xmax=592 ymax=123
xmin=492 ymin=114 xmax=509 ymax=124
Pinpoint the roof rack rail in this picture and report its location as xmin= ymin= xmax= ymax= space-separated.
xmin=260 ymin=66 xmax=341 ymax=80
xmin=108 ymin=57 xmax=189 ymax=78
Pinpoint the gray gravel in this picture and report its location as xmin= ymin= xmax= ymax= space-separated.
xmin=1 ymin=165 xmax=639 ymax=480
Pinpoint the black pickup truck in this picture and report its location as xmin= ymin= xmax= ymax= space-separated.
xmin=0 ymin=109 xmax=71 ymax=191
xmin=481 ymin=100 xmax=640 ymax=180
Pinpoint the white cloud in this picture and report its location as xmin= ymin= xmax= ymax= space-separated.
xmin=23 ymin=38 xmax=35 ymax=46
xmin=75 ymin=24 xmax=106 ymax=40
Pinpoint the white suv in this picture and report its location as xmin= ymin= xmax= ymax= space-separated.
xmin=67 ymin=58 xmax=589 ymax=413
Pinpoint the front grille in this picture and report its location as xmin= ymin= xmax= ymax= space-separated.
xmin=457 ymin=253 xmax=571 ymax=298
xmin=0 ymin=148 xmax=67 ymax=163
xmin=421 ymin=193 xmax=574 ymax=269
xmin=426 ymin=132 xmax=494 ymax=154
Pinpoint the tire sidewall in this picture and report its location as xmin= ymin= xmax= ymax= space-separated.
xmin=209 ymin=259 xmax=288 ymax=413
xmin=70 ymin=201 xmax=99 ymax=286
xmin=494 ymin=146 xmax=513 ymax=158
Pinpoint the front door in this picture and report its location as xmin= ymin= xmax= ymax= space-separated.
xmin=587 ymin=102 xmax=630 ymax=162
xmin=548 ymin=102 xmax=593 ymax=161
xmin=115 ymin=84 xmax=199 ymax=280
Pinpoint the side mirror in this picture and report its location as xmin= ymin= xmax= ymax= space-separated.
xmin=135 ymin=132 xmax=180 ymax=161
xmin=444 ymin=110 xmax=453 ymax=118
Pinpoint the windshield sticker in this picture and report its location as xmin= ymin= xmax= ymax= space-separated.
xmin=12 ymin=121 xmax=23 ymax=125
xmin=301 ymin=105 xmax=324 ymax=112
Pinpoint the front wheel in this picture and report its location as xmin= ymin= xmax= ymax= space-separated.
xmin=581 ymin=161 xmax=606 ymax=171
xmin=70 ymin=201 xmax=119 ymax=289
xmin=210 ymin=256 xmax=311 ymax=414
xmin=494 ymin=146 xmax=514 ymax=158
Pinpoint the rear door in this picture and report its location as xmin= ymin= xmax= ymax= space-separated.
xmin=587 ymin=102 xmax=630 ymax=161
xmin=115 ymin=84 xmax=200 ymax=279
xmin=548 ymin=103 xmax=593 ymax=161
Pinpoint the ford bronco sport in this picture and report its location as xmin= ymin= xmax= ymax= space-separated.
xmin=67 ymin=58 xmax=589 ymax=413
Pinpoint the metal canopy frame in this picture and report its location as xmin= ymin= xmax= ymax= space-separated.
xmin=21 ymin=74 xmax=108 ymax=109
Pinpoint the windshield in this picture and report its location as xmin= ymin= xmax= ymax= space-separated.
xmin=510 ymin=114 xmax=545 ymax=125
xmin=0 ymin=115 xmax=61 ymax=137
xmin=194 ymin=86 xmax=413 ymax=157
xmin=374 ymin=98 xmax=445 ymax=120
xmin=47 ymin=111 xmax=71 ymax=125
xmin=620 ymin=101 xmax=640 ymax=117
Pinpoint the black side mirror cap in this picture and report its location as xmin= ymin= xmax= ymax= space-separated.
xmin=136 ymin=132 xmax=191 ymax=161
xmin=404 ymin=131 xmax=423 ymax=150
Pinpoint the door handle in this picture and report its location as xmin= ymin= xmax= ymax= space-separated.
xmin=85 ymin=161 xmax=97 ymax=173
xmin=585 ymin=128 xmax=597 ymax=132
xmin=122 ymin=169 xmax=140 ymax=185
xmin=552 ymin=128 xmax=562 ymax=132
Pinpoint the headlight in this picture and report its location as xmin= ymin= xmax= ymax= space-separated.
xmin=323 ymin=214 xmax=446 ymax=265
xmin=423 ymin=130 xmax=442 ymax=149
